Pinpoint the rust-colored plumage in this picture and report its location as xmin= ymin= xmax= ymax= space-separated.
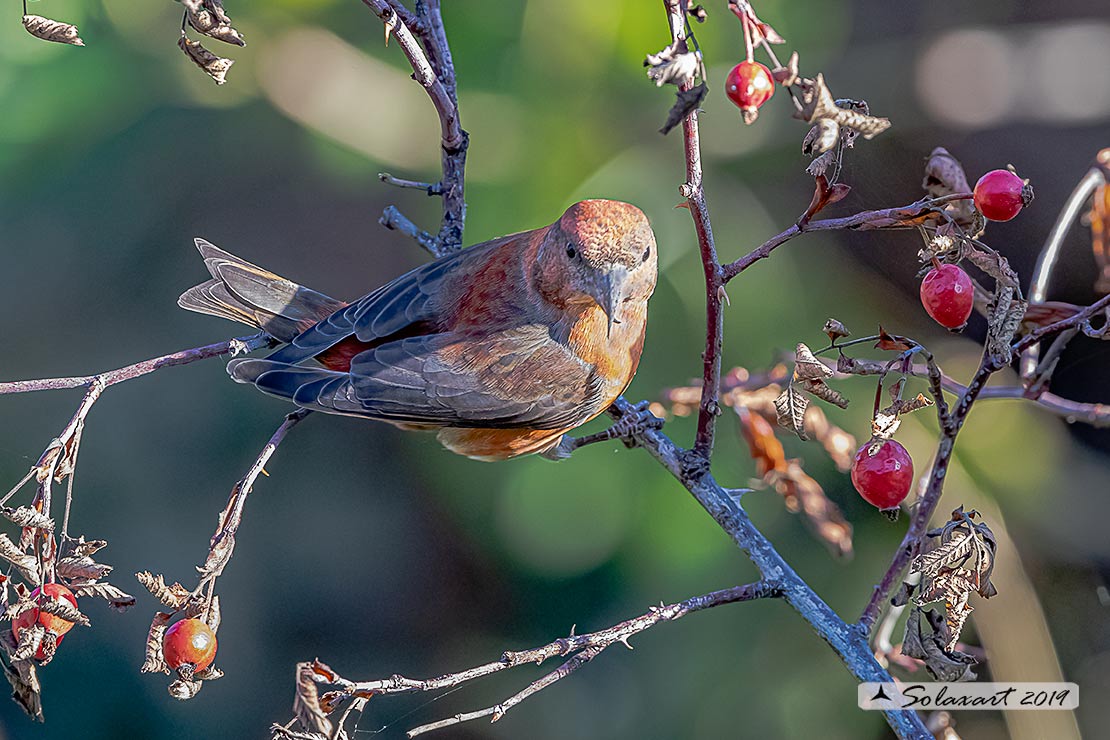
xmin=179 ymin=200 xmax=658 ymax=460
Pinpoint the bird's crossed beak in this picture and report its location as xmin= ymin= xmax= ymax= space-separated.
xmin=591 ymin=265 xmax=629 ymax=338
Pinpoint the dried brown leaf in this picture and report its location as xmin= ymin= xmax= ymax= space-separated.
xmin=922 ymin=147 xmax=975 ymax=228
xmin=0 ymin=535 xmax=40 ymax=588
xmin=802 ymin=119 xmax=839 ymax=158
xmin=169 ymin=678 xmax=203 ymax=700
xmin=295 ymin=661 xmax=335 ymax=736
xmin=793 ymin=343 xmax=833 ymax=381
xmin=1 ymin=507 xmax=53 ymax=532
xmin=73 ymin=581 xmax=135 ymax=611
xmin=660 ymin=83 xmax=707 ymax=135
xmin=38 ymin=598 xmax=89 ymax=628
xmin=141 ymin=612 xmax=172 ymax=674
xmin=57 ymin=556 xmax=112 ymax=581
xmin=136 ymin=571 xmax=191 ymax=610
xmin=1 ymin=630 xmax=43 ymax=721
xmin=178 ymin=35 xmax=234 ymax=86
xmin=799 ymin=378 xmax=849 ymax=409
xmin=875 ymin=326 xmax=913 ymax=352
xmin=22 ymin=14 xmax=84 ymax=46
xmin=774 ymin=384 xmax=810 ymax=441
xmin=59 ymin=535 xmax=107 ymax=559
xmin=822 ymin=318 xmax=851 ymax=342
xmin=646 ymin=51 xmax=699 ymax=88
xmin=179 ymin=0 xmax=245 ymax=46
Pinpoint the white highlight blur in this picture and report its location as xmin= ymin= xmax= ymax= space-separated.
xmin=916 ymin=21 xmax=1110 ymax=128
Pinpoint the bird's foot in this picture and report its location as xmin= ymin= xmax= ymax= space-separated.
xmin=542 ymin=400 xmax=664 ymax=460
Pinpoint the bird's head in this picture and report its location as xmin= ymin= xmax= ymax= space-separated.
xmin=535 ymin=199 xmax=658 ymax=335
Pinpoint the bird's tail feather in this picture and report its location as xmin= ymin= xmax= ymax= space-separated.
xmin=178 ymin=238 xmax=346 ymax=343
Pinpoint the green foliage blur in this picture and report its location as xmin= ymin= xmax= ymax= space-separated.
xmin=1 ymin=1 xmax=1109 ymax=738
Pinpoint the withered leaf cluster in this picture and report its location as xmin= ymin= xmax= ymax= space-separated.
xmin=176 ymin=0 xmax=244 ymax=86
xmin=899 ymin=508 xmax=998 ymax=681
xmin=774 ymin=342 xmax=847 ymax=441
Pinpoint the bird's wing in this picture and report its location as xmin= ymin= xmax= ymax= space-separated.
xmin=236 ymin=324 xmax=606 ymax=430
xmin=262 ymin=233 xmax=526 ymax=366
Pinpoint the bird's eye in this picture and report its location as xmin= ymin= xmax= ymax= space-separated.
xmin=566 ymin=244 xmax=577 ymax=259
xmin=642 ymin=246 xmax=651 ymax=262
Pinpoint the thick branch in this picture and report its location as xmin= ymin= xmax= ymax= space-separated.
xmin=362 ymin=0 xmax=468 ymax=255
xmin=663 ymin=0 xmax=724 ymax=460
xmin=609 ymin=399 xmax=930 ymax=739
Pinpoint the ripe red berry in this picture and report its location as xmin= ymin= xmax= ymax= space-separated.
xmin=920 ymin=263 xmax=974 ymax=329
xmin=163 ymin=618 xmax=217 ymax=674
xmin=725 ymin=61 xmax=774 ymax=123
xmin=973 ymin=169 xmax=1031 ymax=222
xmin=851 ymin=439 xmax=914 ymax=511
xmin=11 ymin=583 xmax=79 ymax=661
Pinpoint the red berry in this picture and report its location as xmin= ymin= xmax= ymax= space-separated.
xmin=163 ymin=618 xmax=217 ymax=674
xmin=920 ymin=263 xmax=974 ymax=329
xmin=725 ymin=61 xmax=774 ymax=123
xmin=973 ymin=169 xmax=1030 ymax=222
xmin=851 ymin=439 xmax=914 ymax=511
xmin=11 ymin=583 xmax=79 ymax=660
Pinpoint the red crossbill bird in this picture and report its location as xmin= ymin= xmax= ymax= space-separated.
xmin=178 ymin=199 xmax=658 ymax=460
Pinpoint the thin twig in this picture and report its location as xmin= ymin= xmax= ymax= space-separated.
xmin=0 ymin=334 xmax=272 ymax=396
xmin=721 ymin=193 xmax=972 ymax=282
xmin=297 ymin=582 xmax=779 ymax=737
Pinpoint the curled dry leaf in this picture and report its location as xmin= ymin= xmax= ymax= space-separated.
xmin=799 ymin=378 xmax=848 ymax=409
xmin=1 ymin=631 xmax=43 ymax=721
xmin=802 ymin=75 xmax=891 ymax=139
xmin=801 ymin=174 xmax=852 ymax=223
xmin=13 ymin=623 xmax=44 ymax=662
xmin=56 ymin=555 xmax=112 ymax=581
xmin=922 ymin=147 xmax=975 ymax=228
xmin=646 ymin=51 xmax=700 ymax=88
xmin=72 ymin=581 xmax=135 ymax=611
xmin=823 ymin=318 xmax=851 ymax=342
xmin=141 ymin=612 xmax=172 ymax=674
xmin=774 ymin=384 xmax=810 ymax=441
xmin=178 ymin=35 xmax=234 ymax=86
xmin=660 ymin=83 xmax=707 ymax=135
xmin=294 ymin=661 xmax=335 ymax=737
xmin=38 ymin=598 xmax=89 ymax=628
xmin=793 ymin=343 xmax=833 ymax=381
xmin=169 ymin=678 xmax=203 ymax=700
xmin=136 ymin=571 xmax=191 ymax=610
xmin=179 ymin=0 xmax=245 ymax=47
xmin=1 ymin=507 xmax=53 ymax=532
xmin=771 ymin=51 xmax=800 ymax=87
xmin=901 ymin=607 xmax=977 ymax=682
xmin=22 ymin=15 xmax=84 ymax=46
xmin=875 ymin=326 xmax=913 ymax=352
xmin=194 ymin=665 xmax=224 ymax=681
xmin=59 ymin=535 xmax=107 ymax=559
xmin=802 ymin=118 xmax=840 ymax=158
xmin=0 ymin=535 xmax=40 ymax=588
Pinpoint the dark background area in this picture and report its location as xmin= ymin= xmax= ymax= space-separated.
xmin=0 ymin=1 xmax=1108 ymax=738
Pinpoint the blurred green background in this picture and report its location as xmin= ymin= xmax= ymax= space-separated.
xmin=1 ymin=1 xmax=1109 ymax=738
